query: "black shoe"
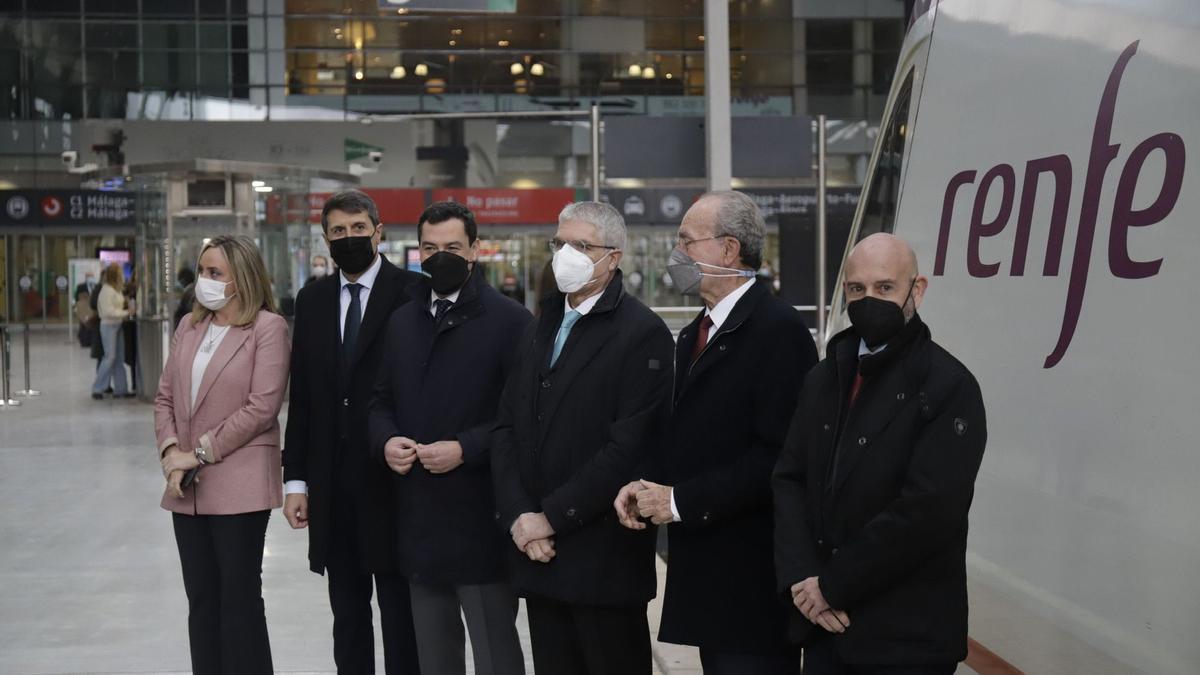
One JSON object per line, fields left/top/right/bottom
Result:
{"left": 120, "top": 393, "right": 137, "bottom": 399}
{"left": 104, "top": 387, "right": 113, "bottom": 394}
{"left": 91, "top": 393, "right": 104, "bottom": 400}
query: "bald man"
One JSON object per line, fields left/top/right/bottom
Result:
{"left": 773, "top": 233, "right": 987, "bottom": 674}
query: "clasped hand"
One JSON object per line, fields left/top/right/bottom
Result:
{"left": 510, "top": 512, "right": 556, "bottom": 563}
{"left": 613, "top": 479, "right": 673, "bottom": 529}
{"left": 160, "top": 445, "right": 200, "bottom": 499}
{"left": 384, "top": 437, "right": 463, "bottom": 475}
{"left": 791, "top": 576, "right": 851, "bottom": 634}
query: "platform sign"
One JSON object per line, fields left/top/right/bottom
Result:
{"left": 0, "top": 190, "right": 137, "bottom": 228}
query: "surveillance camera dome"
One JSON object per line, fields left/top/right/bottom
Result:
{"left": 61, "top": 150, "right": 78, "bottom": 165}
{"left": 368, "top": 150, "right": 384, "bottom": 163}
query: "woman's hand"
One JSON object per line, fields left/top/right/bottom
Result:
{"left": 166, "top": 470, "right": 185, "bottom": 498}
{"left": 161, "top": 447, "right": 200, "bottom": 477}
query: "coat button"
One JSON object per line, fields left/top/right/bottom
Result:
{"left": 343, "top": 398, "right": 350, "bottom": 407}
{"left": 541, "top": 380, "right": 551, "bottom": 389}
{"left": 718, "top": 344, "right": 727, "bottom": 351}
{"left": 823, "top": 424, "right": 830, "bottom": 431}
{"left": 702, "top": 512, "right": 711, "bottom": 522}
{"left": 817, "top": 538, "right": 824, "bottom": 547}
{"left": 537, "top": 413, "right": 544, "bottom": 421}
{"left": 494, "top": 511, "right": 501, "bottom": 520}
{"left": 858, "top": 436, "right": 867, "bottom": 446}
{"left": 897, "top": 392, "right": 906, "bottom": 400}
{"left": 566, "top": 508, "right": 577, "bottom": 518}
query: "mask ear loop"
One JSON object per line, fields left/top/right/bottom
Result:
{"left": 694, "top": 260, "right": 756, "bottom": 278}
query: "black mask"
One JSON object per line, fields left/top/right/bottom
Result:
{"left": 847, "top": 280, "right": 915, "bottom": 349}
{"left": 329, "top": 233, "right": 376, "bottom": 275}
{"left": 422, "top": 251, "right": 471, "bottom": 295}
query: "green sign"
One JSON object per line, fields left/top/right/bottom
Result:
{"left": 345, "top": 138, "right": 385, "bottom": 162}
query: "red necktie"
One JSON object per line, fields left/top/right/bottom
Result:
{"left": 691, "top": 314, "right": 714, "bottom": 364}
{"left": 848, "top": 371, "right": 866, "bottom": 408}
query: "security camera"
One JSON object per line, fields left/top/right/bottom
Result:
{"left": 61, "top": 151, "right": 78, "bottom": 167}
{"left": 368, "top": 150, "right": 384, "bottom": 164}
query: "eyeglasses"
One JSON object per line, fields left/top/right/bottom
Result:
{"left": 676, "top": 234, "right": 732, "bottom": 250}
{"left": 548, "top": 238, "right": 618, "bottom": 254}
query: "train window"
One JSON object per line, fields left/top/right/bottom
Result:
{"left": 858, "top": 69, "right": 914, "bottom": 241}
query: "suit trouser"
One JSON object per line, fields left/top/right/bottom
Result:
{"left": 699, "top": 645, "right": 802, "bottom": 675}
{"left": 525, "top": 596, "right": 651, "bottom": 675}
{"left": 325, "top": 497, "right": 420, "bottom": 675}
{"left": 172, "top": 510, "right": 273, "bottom": 675}
{"left": 408, "top": 579, "right": 525, "bottom": 675}
{"left": 802, "top": 635, "right": 956, "bottom": 675}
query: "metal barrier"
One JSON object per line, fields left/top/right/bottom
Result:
{"left": 15, "top": 323, "right": 40, "bottom": 397}
{"left": 0, "top": 325, "right": 18, "bottom": 407}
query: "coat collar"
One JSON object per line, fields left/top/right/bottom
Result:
{"left": 186, "top": 314, "right": 253, "bottom": 415}
{"left": 674, "top": 278, "right": 769, "bottom": 402}
{"left": 824, "top": 316, "right": 935, "bottom": 494}
{"left": 537, "top": 269, "right": 626, "bottom": 319}
{"left": 406, "top": 265, "right": 488, "bottom": 333}
{"left": 345, "top": 255, "right": 401, "bottom": 368}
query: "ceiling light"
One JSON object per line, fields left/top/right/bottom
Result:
{"left": 254, "top": 186, "right": 273, "bottom": 193}
{"left": 316, "top": 70, "right": 335, "bottom": 81}
{"left": 497, "top": 39, "right": 510, "bottom": 47}
{"left": 451, "top": 28, "right": 463, "bottom": 35}
{"left": 390, "top": 65, "right": 406, "bottom": 79}
{"left": 449, "top": 39, "right": 457, "bottom": 46}
{"left": 665, "top": 73, "right": 673, "bottom": 79}
{"left": 530, "top": 62, "right": 544, "bottom": 76}
{"left": 397, "top": 8, "right": 408, "bottom": 13}
{"left": 251, "top": 180, "right": 265, "bottom": 187}
{"left": 354, "top": 69, "right": 364, "bottom": 80}
{"left": 698, "top": 35, "right": 705, "bottom": 41}
{"left": 510, "top": 62, "right": 524, "bottom": 75}
{"left": 628, "top": 64, "right": 642, "bottom": 77}
{"left": 642, "top": 66, "right": 655, "bottom": 79}
{"left": 354, "top": 38, "right": 363, "bottom": 50}
{"left": 415, "top": 62, "right": 428, "bottom": 77}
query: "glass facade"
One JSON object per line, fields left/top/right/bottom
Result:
{"left": 0, "top": 0, "right": 905, "bottom": 122}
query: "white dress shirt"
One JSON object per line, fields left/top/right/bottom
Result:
{"left": 669, "top": 277, "right": 756, "bottom": 522}
{"left": 285, "top": 253, "right": 383, "bottom": 497}
{"left": 190, "top": 322, "right": 231, "bottom": 409}
{"left": 564, "top": 288, "right": 604, "bottom": 316}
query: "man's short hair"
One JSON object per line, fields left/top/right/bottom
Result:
{"left": 418, "top": 200, "right": 478, "bottom": 244}
{"left": 706, "top": 190, "right": 765, "bottom": 270}
{"left": 320, "top": 189, "right": 380, "bottom": 234}
{"left": 558, "top": 201, "right": 627, "bottom": 250}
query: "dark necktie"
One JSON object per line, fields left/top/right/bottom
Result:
{"left": 433, "top": 298, "right": 453, "bottom": 324}
{"left": 342, "top": 283, "right": 363, "bottom": 364}
{"left": 690, "top": 314, "right": 714, "bottom": 363}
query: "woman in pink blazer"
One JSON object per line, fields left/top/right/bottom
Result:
{"left": 155, "top": 234, "right": 290, "bottom": 675}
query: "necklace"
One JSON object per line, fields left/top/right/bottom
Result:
{"left": 200, "top": 323, "right": 231, "bottom": 354}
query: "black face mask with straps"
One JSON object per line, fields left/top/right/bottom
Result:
{"left": 847, "top": 279, "right": 915, "bottom": 349}
{"left": 422, "top": 251, "right": 471, "bottom": 296}
{"left": 329, "top": 232, "right": 376, "bottom": 275}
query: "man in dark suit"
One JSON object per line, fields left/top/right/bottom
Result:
{"left": 368, "top": 201, "right": 531, "bottom": 675}
{"left": 616, "top": 191, "right": 818, "bottom": 674}
{"left": 492, "top": 201, "right": 674, "bottom": 675}
{"left": 282, "top": 190, "right": 422, "bottom": 674}
{"left": 773, "top": 233, "right": 987, "bottom": 675}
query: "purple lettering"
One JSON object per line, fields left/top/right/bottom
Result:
{"left": 1011, "top": 154, "right": 1073, "bottom": 276}
{"left": 934, "top": 170, "right": 977, "bottom": 275}
{"left": 1044, "top": 40, "right": 1140, "bottom": 369}
{"left": 967, "top": 164, "right": 1016, "bottom": 278}
{"left": 1109, "top": 132, "right": 1186, "bottom": 279}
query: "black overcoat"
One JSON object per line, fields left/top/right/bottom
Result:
{"left": 657, "top": 280, "right": 818, "bottom": 652}
{"left": 773, "top": 316, "right": 987, "bottom": 665}
{"left": 367, "top": 270, "right": 532, "bottom": 585}
{"left": 282, "top": 255, "right": 423, "bottom": 574}
{"left": 491, "top": 271, "right": 674, "bottom": 607}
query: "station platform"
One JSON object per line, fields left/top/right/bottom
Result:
{"left": 0, "top": 329, "right": 996, "bottom": 674}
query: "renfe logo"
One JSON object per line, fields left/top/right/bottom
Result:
{"left": 933, "top": 41, "right": 1186, "bottom": 368}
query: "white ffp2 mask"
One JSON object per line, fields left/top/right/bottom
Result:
{"left": 195, "top": 276, "right": 235, "bottom": 311}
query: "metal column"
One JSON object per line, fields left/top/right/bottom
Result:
{"left": 589, "top": 104, "right": 601, "bottom": 202}
{"left": 704, "top": 0, "right": 732, "bottom": 191}
{"left": 815, "top": 114, "right": 828, "bottom": 355}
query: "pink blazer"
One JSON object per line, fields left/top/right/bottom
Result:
{"left": 154, "top": 311, "right": 291, "bottom": 515}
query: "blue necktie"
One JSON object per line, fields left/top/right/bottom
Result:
{"left": 433, "top": 298, "right": 453, "bottom": 324}
{"left": 550, "top": 309, "right": 582, "bottom": 367}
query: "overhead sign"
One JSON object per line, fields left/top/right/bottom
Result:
{"left": 431, "top": 188, "right": 575, "bottom": 224}
{"left": 604, "top": 116, "right": 814, "bottom": 179}
{"left": 344, "top": 138, "right": 386, "bottom": 162}
{"left": 0, "top": 190, "right": 137, "bottom": 227}
{"left": 597, "top": 186, "right": 861, "bottom": 225}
